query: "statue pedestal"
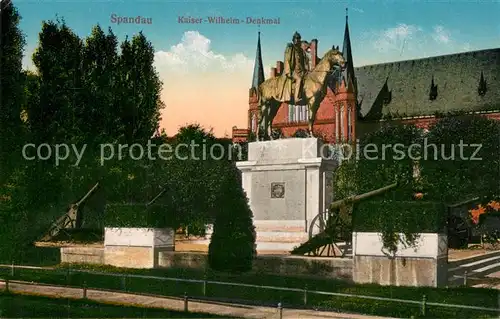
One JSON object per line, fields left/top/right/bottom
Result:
{"left": 236, "top": 138, "right": 337, "bottom": 252}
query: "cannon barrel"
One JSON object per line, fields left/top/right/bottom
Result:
{"left": 146, "top": 184, "right": 168, "bottom": 207}
{"left": 75, "top": 182, "right": 100, "bottom": 206}
{"left": 329, "top": 182, "right": 398, "bottom": 210}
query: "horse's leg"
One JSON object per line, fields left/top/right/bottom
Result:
{"left": 259, "top": 108, "right": 267, "bottom": 141}
{"left": 257, "top": 99, "right": 267, "bottom": 141}
{"left": 261, "top": 103, "right": 270, "bottom": 140}
{"left": 268, "top": 101, "right": 278, "bottom": 139}
{"left": 307, "top": 98, "right": 317, "bottom": 137}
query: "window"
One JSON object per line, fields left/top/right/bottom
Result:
{"left": 347, "top": 104, "right": 351, "bottom": 141}
{"left": 289, "top": 104, "right": 309, "bottom": 122}
{"left": 251, "top": 113, "right": 257, "bottom": 132}
{"left": 339, "top": 103, "right": 344, "bottom": 140}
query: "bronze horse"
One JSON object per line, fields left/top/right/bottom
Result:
{"left": 256, "top": 46, "right": 346, "bottom": 140}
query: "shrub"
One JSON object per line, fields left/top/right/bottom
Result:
{"left": 208, "top": 163, "right": 256, "bottom": 272}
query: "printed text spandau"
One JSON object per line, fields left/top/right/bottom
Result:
{"left": 178, "top": 16, "right": 280, "bottom": 24}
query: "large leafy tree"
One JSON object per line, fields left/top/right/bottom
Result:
{"left": 81, "top": 25, "right": 120, "bottom": 144}
{"left": 116, "top": 32, "right": 164, "bottom": 144}
{"left": 31, "top": 19, "right": 84, "bottom": 144}
{"left": 0, "top": 0, "right": 25, "bottom": 183}
{"left": 420, "top": 115, "right": 500, "bottom": 204}
{"left": 354, "top": 123, "right": 423, "bottom": 197}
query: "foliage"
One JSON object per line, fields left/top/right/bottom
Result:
{"left": 50, "top": 228, "right": 103, "bottom": 243}
{"left": 334, "top": 116, "right": 499, "bottom": 253}
{"left": 347, "top": 124, "right": 424, "bottom": 253}
{"left": 333, "top": 155, "right": 358, "bottom": 200}
{"left": 271, "top": 128, "right": 283, "bottom": 139}
{"left": 247, "top": 131, "right": 256, "bottom": 142}
{"left": 355, "top": 123, "right": 422, "bottom": 197}
{"left": 420, "top": 115, "right": 500, "bottom": 204}
{"left": 470, "top": 200, "right": 500, "bottom": 245}
{"left": 208, "top": 162, "right": 256, "bottom": 272}
{"left": 0, "top": 11, "right": 165, "bottom": 262}
{"left": 102, "top": 124, "right": 253, "bottom": 236}
{"left": 232, "top": 141, "right": 248, "bottom": 161}
{"left": 104, "top": 204, "right": 175, "bottom": 228}
{"left": 292, "top": 128, "right": 309, "bottom": 138}
{"left": 0, "top": 0, "right": 26, "bottom": 184}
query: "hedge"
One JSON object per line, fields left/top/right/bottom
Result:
{"left": 353, "top": 200, "right": 447, "bottom": 233}
{"left": 103, "top": 204, "right": 175, "bottom": 228}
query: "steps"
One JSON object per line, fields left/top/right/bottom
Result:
{"left": 448, "top": 251, "right": 500, "bottom": 285}
{"left": 188, "top": 224, "right": 311, "bottom": 252}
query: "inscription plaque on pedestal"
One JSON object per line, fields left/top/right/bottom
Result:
{"left": 271, "top": 182, "right": 285, "bottom": 198}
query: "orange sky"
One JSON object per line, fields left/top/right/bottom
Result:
{"left": 155, "top": 31, "right": 266, "bottom": 137}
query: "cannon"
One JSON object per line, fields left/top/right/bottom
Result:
{"left": 39, "top": 182, "right": 100, "bottom": 242}
{"left": 291, "top": 182, "right": 398, "bottom": 257}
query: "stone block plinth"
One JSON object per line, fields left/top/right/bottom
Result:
{"left": 352, "top": 232, "right": 448, "bottom": 287}
{"left": 104, "top": 227, "right": 174, "bottom": 268}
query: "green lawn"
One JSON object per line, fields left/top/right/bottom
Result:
{"left": 0, "top": 292, "right": 234, "bottom": 318}
{"left": 1, "top": 263, "right": 499, "bottom": 318}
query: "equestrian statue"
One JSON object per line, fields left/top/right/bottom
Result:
{"left": 256, "top": 32, "right": 346, "bottom": 140}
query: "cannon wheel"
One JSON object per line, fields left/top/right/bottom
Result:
{"left": 447, "top": 215, "right": 470, "bottom": 249}
{"left": 307, "top": 210, "right": 334, "bottom": 256}
{"left": 308, "top": 210, "right": 350, "bottom": 257}
{"left": 309, "top": 210, "right": 330, "bottom": 238}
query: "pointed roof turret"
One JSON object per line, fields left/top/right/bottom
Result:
{"left": 341, "top": 8, "right": 357, "bottom": 95}
{"left": 251, "top": 31, "right": 265, "bottom": 89}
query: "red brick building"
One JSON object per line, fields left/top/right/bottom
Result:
{"left": 232, "top": 15, "right": 500, "bottom": 143}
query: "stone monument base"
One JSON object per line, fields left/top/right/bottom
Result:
{"left": 236, "top": 138, "right": 337, "bottom": 252}
{"left": 190, "top": 221, "right": 308, "bottom": 252}
{"left": 103, "top": 227, "right": 175, "bottom": 268}
{"left": 352, "top": 232, "right": 448, "bottom": 287}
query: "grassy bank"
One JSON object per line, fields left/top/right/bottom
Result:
{"left": 0, "top": 291, "right": 234, "bottom": 318}
{"left": 0, "top": 263, "right": 498, "bottom": 318}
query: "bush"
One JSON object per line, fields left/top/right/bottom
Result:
{"left": 208, "top": 163, "right": 256, "bottom": 272}
{"left": 292, "top": 128, "right": 309, "bottom": 138}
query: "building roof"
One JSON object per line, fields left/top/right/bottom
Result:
{"left": 355, "top": 48, "right": 500, "bottom": 120}
{"left": 251, "top": 31, "right": 265, "bottom": 89}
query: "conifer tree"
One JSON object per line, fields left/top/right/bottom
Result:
{"left": 208, "top": 162, "right": 256, "bottom": 272}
